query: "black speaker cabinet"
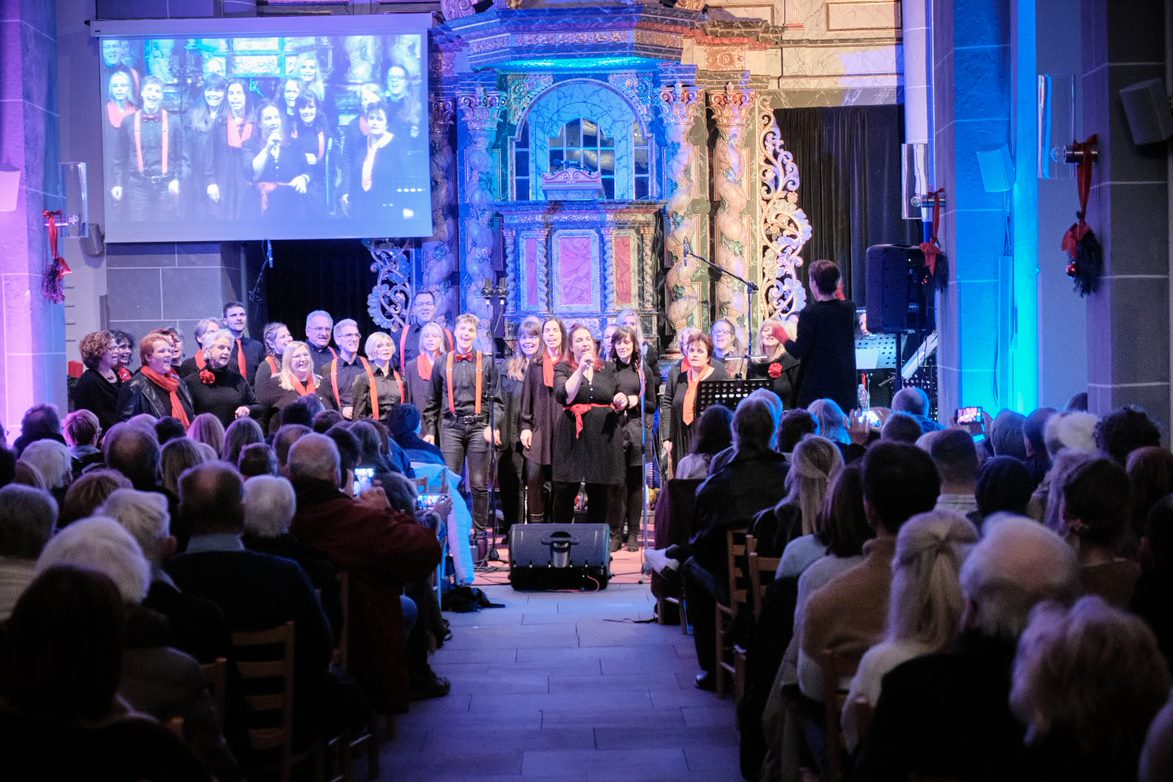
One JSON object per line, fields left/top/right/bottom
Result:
{"left": 866, "top": 244, "right": 935, "bottom": 334}
{"left": 509, "top": 523, "right": 611, "bottom": 591}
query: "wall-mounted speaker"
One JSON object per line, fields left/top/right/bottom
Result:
{"left": 1119, "top": 78, "right": 1173, "bottom": 146}
{"left": 865, "top": 244, "right": 935, "bottom": 334}
{"left": 975, "top": 144, "right": 1014, "bottom": 193}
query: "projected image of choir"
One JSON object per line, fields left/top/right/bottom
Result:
{"left": 99, "top": 33, "right": 430, "bottom": 240}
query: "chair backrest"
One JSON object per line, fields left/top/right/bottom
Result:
{"left": 655, "top": 478, "right": 703, "bottom": 549}
{"left": 231, "top": 621, "right": 296, "bottom": 779}
{"left": 745, "top": 536, "right": 781, "bottom": 619}
{"left": 723, "top": 528, "right": 751, "bottom": 612}
{"left": 331, "top": 571, "right": 350, "bottom": 668}
{"left": 199, "top": 656, "right": 228, "bottom": 724}
{"left": 821, "top": 646, "right": 864, "bottom": 782}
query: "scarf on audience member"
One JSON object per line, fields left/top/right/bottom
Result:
{"left": 682, "top": 365, "right": 714, "bottom": 426}
{"left": 141, "top": 365, "right": 190, "bottom": 427}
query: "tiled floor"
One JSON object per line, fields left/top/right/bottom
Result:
{"left": 376, "top": 580, "right": 742, "bottom": 781}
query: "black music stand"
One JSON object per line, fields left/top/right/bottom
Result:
{"left": 697, "top": 378, "right": 771, "bottom": 415}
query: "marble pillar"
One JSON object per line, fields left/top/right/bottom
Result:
{"left": 658, "top": 83, "right": 705, "bottom": 353}
{"left": 1081, "top": 0, "right": 1170, "bottom": 421}
{"left": 457, "top": 87, "right": 503, "bottom": 347}
{"left": 708, "top": 85, "right": 756, "bottom": 351}
{"left": 0, "top": 0, "right": 66, "bottom": 430}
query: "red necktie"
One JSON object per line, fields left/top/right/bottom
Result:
{"left": 236, "top": 339, "right": 247, "bottom": 376}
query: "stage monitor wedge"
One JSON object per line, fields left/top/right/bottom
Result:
{"left": 93, "top": 15, "right": 433, "bottom": 243}
{"left": 509, "top": 524, "right": 611, "bottom": 591}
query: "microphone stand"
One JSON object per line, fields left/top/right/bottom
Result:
{"left": 683, "top": 240, "right": 757, "bottom": 373}
{"left": 479, "top": 280, "right": 508, "bottom": 566}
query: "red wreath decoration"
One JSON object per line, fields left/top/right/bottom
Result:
{"left": 1060, "top": 135, "right": 1102, "bottom": 297}
{"left": 198, "top": 369, "right": 216, "bottom": 385}
{"left": 42, "top": 210, "right": 73, "bottom": 304}
{"left": 767, "top": 362, "right": 783, "bottom": 379}
{"left": 918, "top": 189, "right": 948, "bottom": 290}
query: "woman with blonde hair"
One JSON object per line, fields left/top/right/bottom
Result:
{"left": 405, "top": 321, "right": 448, "bottom": 442}
{"left": 351, "top": 331, "right": 406, "bottom": 423}
{"left": 808, "top": 397, "right": 850, "bottom": 446}
{"left": 752, "top": 435, "right": 843, "bottom": 558}
{"left": 255, "top": 340, "right": 329, "bottom": 434}
{"left": 499, "top": 317, "right": 543, "bottom": 533}
{"left": 842, "top": 509, "right": 978, "bottom": 750}
{"left": 748, "top": 317, "right": 799, "bottom": 406}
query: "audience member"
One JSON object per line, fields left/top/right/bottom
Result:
{"left": 843, "top": 509, "right": 977, "bottom": 750}
{"left": 808, "top": 398, "right": 849, "bottom": 445}
{"left": 0, "top": 484, "right": 57, "bottom": 620}
{"left": 854, "top": 516, "right": 1081, "bottom": 780}
{"left": 1044, "top": 410, "right": 1099, "bottom": 458}
{"left": 19, "top": 438, "right": 73, "bottom": 505}
{"left": 220, "top": 416, "right": 264, "bottom": 465}
{"left": 1141, "top": 691, "right": 1173, "bottom": 782}
{"left": 0, "top": 566, "right": 211, "bottom": 781}
{"left": 798, "top": 442, "right": 939, "bottom": 701}
{"left": 313, "top": 409, "right": 345, "bottom": 433}
{"left": 59, "top": 468, "right": 131, "bottom": 527}
{"left": 879, "top": 412, "right": 922, "bottom": 444}
{"left": 187, "top": 413, "right": 226, "bottom": 456}
{"left": 11, "top": 403, "right": 65, "bottom": 457}
{"left": 154, "top": 416, "right": 186, "bottom": 445}
{"left": 889, "top": 386, "right": 942, "bottom": 435}
{"left": 1011, "top": 596, "right": 1171, "bottom": 780}
{"left": 1061, "top": 457, "right": 1139, "bottom": 606}
{"left": 988, "top": 409, "right": 1028, "bottom": 460}
{"left": 1022, "top": 406, "right": 1056, "bottom": 487}
{"left": 778, "top": 408, "right": 817, "bottom": 454}
{"left": 1066, "top": 391, "right": 1088, "bottom": 411}
{"left": 674, "top": 404, "right": 734, "bottom": 479}
{"left": 12, "top": 461, "right": 46, "bottom": 490}
{"left": 0, "top": 446, "right": 14, "bottom": 488}
{"left": 386, "top": 402, "right": 444, "bottom": 465}
{"left": 1035, "top": 448, "right": 1096, "bottom": 531}
{"left": 1096, "top": 404, "right": 1161, "bottom": 466}
{"left": 1126, "top": 445, "right": 1173, "bottom": 543}
{"left": 929, "top": 428, "right": 979, "bottom": 516}
{"left": 63, "top": 408, "right": 104, "bottom": 475}
{"left": 104, "top": 423, "right": 162, "bottom": 491}
{"left": 288, "top": 434, "right": 442, "bottom": 712}
{"left": 273, "top": 422, "right": 312, "bottom": 472}
{"left": 685, "top": 397, "right": 790, "bottom": 691}
{"left": 35, "top": 518, "right": 237, "bottom": 780}
{"left": 753, "top": 435, "right": 842, "bottom": 558}
{"left": 972, "top": 455, "right": 1034, "bottom": 530}
{"left": 1133, "top": 495, "right": 1173, "bottom": 666}
{"left": 238, "top": 442, "right": 278, "bottom": 477}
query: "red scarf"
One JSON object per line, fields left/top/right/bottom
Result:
{"left": 140, "top": 365, "right": 190, "bottom": 427}
{"left": 194, "top": 349, "right": 206, "bottom": 370}
{"left": 415, "top": 351, "right": 435, "bottom": 381}
{"left": 542, "top": 352, "right": 558, "bottom": 388}
{"left": 106, "top": 101, "right": 135, "bottom": 129}
{"left": 290, "top": 371, "right": 317, "bottom": 396}
{"left": 227, "top": 116, "right": 253, "bottom": 148}
{"left": 565, "top": 403, "right": 611, "bottom": 438}
{"left": 682, "top": 365, "right": 714, "bottom": 426}
{"left": 266, "top": 356, "right": 278, "bottom": 374}
{"left": 116, "top": 366, "right": 133, "bottom": 383}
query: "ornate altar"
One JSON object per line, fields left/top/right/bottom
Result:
{"left": 498, "top": 201, "right": 660, "bottom": 335}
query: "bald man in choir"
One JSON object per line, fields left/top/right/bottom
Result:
{"left": 109, "top": 75, "right": 186, "bottom": 222}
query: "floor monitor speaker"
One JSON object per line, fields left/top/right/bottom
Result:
{"left": 509, "top": 523, "right": 611, "bottom": 591}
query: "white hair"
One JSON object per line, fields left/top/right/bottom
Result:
{"left": 97, "top": 489, "right": 170, "bottom": 565}
{"left": 960, "top": 514, "right": 1081, "bottom": 640}
{"left": 203, "top": 329, "right": 234, "bottom": 348}
{"left": 1044, "top": 411, "right": 1099, "bottom": 458}
{"left": 19, "top": 440, "right": 73, "bottom": 490}
{"left": 243, "top": 476, "right": 297, "bottom": 538}
{"left": 35, "top": 516, "right": 151, "bottom": 604}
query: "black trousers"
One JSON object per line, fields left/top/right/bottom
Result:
{"left": 440, "top": 417, "right": 491, "bottom": 530}
{"left": 497, "top": 443, "right": 525, "bottom": 531}
{"left": 524, "top": 460, "right": 552, "bottom": 522}
{"left": 613, "top": 463, "right": 645, "bottom": 541}
{"left": 125, "top": 176, "right": 179, "bottom": 221}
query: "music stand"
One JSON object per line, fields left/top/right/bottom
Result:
{"left": 697, "top": 378, "right": 771, "bottom": 415}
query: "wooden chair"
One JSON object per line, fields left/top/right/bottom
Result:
{"left": 652, "top": 478, "right": 702, "bottom": 633}
{"left": 715, "top": 528, "right": 751, "bottom": 699}
{"left": 328, "top": 571, "right": 380, "bottom": 782}
{"left": 820, "top": 647, "right": 864, "bottom": 782}
{"left": 199, "top": 657, "right": 228, "bottom": 725}
{"left": 231, "top": 621, "right": 320, "bottom": 782}
{"left": 745, "top": 536, "right": 782, "bottom": 620}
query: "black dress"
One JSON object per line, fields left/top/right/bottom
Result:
{"left": 746, "top": 353, "right": 801, "bottom": 408}
{"left": 612, "top": 357, "right": 657, "bottom": 468}
{"left": 73, "top": 368, "right": 123, "bottom": 432}
{"left": 552, "top": 361, "right": 624, "bottom": 485}
{"left": 784, "top": 298, "right": 858, "bottom": 412}
{"left": 183, "top": 365, "right": 261, "bottom": 428}
{"left": 519, "top": 358, "right": 560, "bottom": 468}
{"left": 662, "top": 363, "right": 724, "bottom": 473}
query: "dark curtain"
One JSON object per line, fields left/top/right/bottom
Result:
{"left": 243, "top": 239, "right": 383, "bottom": 339}
{"left": 774, "top": 104, "right": 917, "bottom": 304}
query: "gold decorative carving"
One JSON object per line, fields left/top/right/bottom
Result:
{"left": 756, "top": 94, "right": 811, "bottom": 322}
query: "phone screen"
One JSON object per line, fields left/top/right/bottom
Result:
{"left": 416, "top": 493, "right": 443, "bottom": 511}
{"left": 353, "top": 467, "right": 375, "bottom": 496}
{"left": 956, "top": 406, "right": 982, "bottom": 425}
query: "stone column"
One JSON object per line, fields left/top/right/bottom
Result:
{"left": 1081, "top": 0, "right": 1170, "bottom": 420}
{"left": 708, "top": 85, "right": 755, "bottom": 350}
{"left": 420, "top": 95, "right": 459, "bottom": 327}
{"left": 457, "top": 87, "right": 503, "bottom": 346}
{"left": 0, "top": 0, "right": 66, "bottom": 428}
{"left": 658, "top": 83, "right": 704, "bottom": 353}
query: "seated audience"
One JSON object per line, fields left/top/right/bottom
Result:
{"left": 1011, "top": 596, "right": 1171, "bottom": 781}
{"left": 63, "top": 408, "right": 105, "bottom": 476}
{"left": 988, "top": 409, "right": 1028, "bottom": 460}
{"left": 674, "top": 404, "right": 734, "bottom": 479}
{"left": 1096, "top": 404, "right": 1161, "bottom": 466}
{"left": 1044, "top": 410, "right": 1099, "bottom": 457}
{"left": 1061, "top": 457, "right": 1140, "bottom": 606}
{"left": 19, "top": 438, "right": 73, "bottom": 506}
{"left": 1022, "top": 406, "right": 1056, "bottom": 487}
{"left": 843, "top": 509, "right": 978, "bottom": 750}
{"left": 1036, "top": 448, "right": 1096, "bottom": 531}
{"left": 778, "top": 408, "right": 817, "bottom": 454}
{"left": 36, "top": 518, "right": 237, "bottom": 780}
{"left": 753, "top": 435, "right": 842, "bottom": 559}
{"left": 187, "top": 413, "right": 226, "bottom": 457}
{"left": 879, "top": 411, "right": 922, "bottom": 444}
{"left": 154, "top": 416, "right": 186, "bottom": 445}
{"left": 808, "top": 398, "right": 850, "bottom": 446}
{"left": 387, "top": 403, "right": 443, "bottom": 465}
{"left": 929, "top": 428, "right": 979, "bottom": 516}
{"left": 1126, "top": 446, "right": 1173, "bottom": 546}
{"left": 798, "top": 442, "right": 940, "bottom": 702}
{"left": 221, "top": 416, "right": 265, "bottom": 465}
{"left": 854, "top": 515, "right": 1081, "bottom": 780}
{"left": 288, "top": 433, "right": 442, "bottom": 713}
{"left": 104, "top": 423, "right": 162, "bottom": 491}
{"left": 11, "top": 403, "right": 66, "bottom": 457}
{"left": 0, "top": 565, "right": 211, "bottom": 781}
{"left": 273, "top": 423, "right": 312, "bottom": 474}
{"left": 889, "top": 386, "right": 941, "bottom": 435}
{"left": 1141, "top": 691, "right": 1173, "bottom": 782}
{"left": 313, "top": 409, "right": 345, "bottom": 434}
{"left": 0, "top": 484, "right": 57, "bottom": 620}
{"left": 238, "top": 442, "right": 278, "bottom": 477}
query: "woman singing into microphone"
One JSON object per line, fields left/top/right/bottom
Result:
{"left": 247, "top": 102, "right": 311, "bottom": 224}
{"left": 553, "top": 324, "right": 625, "bottom": 547}
{"left": 609, "top": 326, "right": 657, "bottom": 551}
{"left": 519, "top": 316, "right": 567, "bottom": 524}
